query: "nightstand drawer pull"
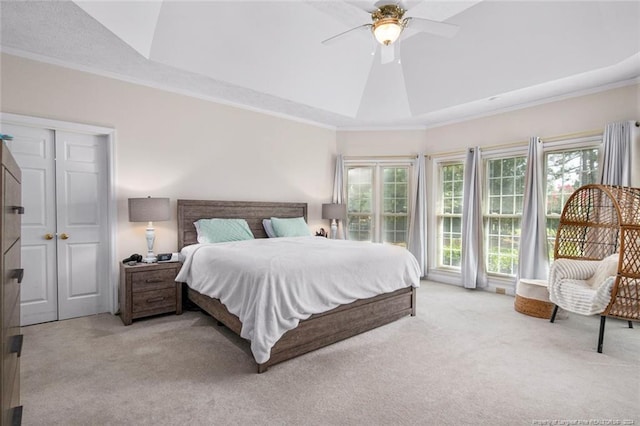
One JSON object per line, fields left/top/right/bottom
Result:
{"left": 10, "top": 334, "right": 23, "bottom": 357}
{"left": 11, "top": 406, "right": 23, "bottom": 426}
{"left": 146, "top": 296, "right": 166, "bottom": 303}
{"left": 11, "top": 268, "right": 24, "bottom": 284}
{"left": 145, "top": 278, "right": 164, "bottom": 283}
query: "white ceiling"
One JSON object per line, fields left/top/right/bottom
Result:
{"left": 1, "top": 1, "right": 639, "bottom": 129}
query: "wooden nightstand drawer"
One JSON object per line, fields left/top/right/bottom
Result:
{"left": 132, "top": 288, "right": 176, "bottom": 314}
{"left": 119, "top": 262, "right": 182, "bottom": 325}
{"left": 130, "top": 269, "right": 176, "bottom": 293}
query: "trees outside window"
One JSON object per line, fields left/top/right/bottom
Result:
{"left": 354, "top": 140, "right": 600, "bottom": 278}
{"left": 437, "top": 162, "right": 464, "bottom": 268}
{"left": 485, "top": 156, "right": 527, "bottom": 276}
{"left": 345, "top": 163, "right": 411, "bottom": 246}
{"left": 545, "top": 147, "right": 599, "bottom": 258}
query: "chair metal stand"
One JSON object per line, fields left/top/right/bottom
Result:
{"left": 597, "top": 316, "right": 606, "bottom": 353}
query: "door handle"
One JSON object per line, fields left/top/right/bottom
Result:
{"left": 45, "top": 233, "right": 54, "bottom": 240}
{"left": 12, "top": 206, "right": 25, "bottom": 214}
{"left": 11, "top": 269, "right": 24, "bottom": 284}
{"left": 60, "top": 233, "right": 69, "bottom": 240}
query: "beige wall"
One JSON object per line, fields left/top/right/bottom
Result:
{"left": 338, "top": 84, "right": 639, "bottom": 158}
{"left": 0, "top": 54, "right": 337, "bottom": 258}
{"left": 336, "top": 129, "right": 425, "bottom": 157}
{"left": 1, "top": 51, "right": 637, "bottom": 264}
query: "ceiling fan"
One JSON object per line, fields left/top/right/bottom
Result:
{"left": 321, "top": 3, "right": 460, "bottom": 63}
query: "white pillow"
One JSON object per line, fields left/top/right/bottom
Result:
{"left": 586, "top": 253, "right": 619, "bottom": 288}
{"left": 262, "top": 219, "right": 277, "bottom": 238}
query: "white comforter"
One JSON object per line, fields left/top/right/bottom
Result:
{"left": 176, "top": 237, "right": 420, "bottom": 364}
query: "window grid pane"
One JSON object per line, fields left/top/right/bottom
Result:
{"left": 545, "top": 148, "right": 599, "bottom": 259}
{"left": 382, "top": 167, "right": 409, "bottom": 247}
{"left": 486, "top": 217, "right": 521, "bottom": 275}
{"left": 346, "top": 167, "right": 374, "bottom": 241}
{"left": 485, "top": 156, "right": 526, "bottom": 276}
{"left": 438, "top": 163, "right": 464, "bottom": 268}
{"left": 347, "top": 214, "right": 372, "bottom": 241}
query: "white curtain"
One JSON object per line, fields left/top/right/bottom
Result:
{"left": 517, "top": 137, "right": 549, "bottom": 281}
{"left": 599, "top": 121, "right": 631, "bottom": 186}
{"left": 332, "top": 154, "right": 347, "bottom": 239}
{"left": 461, "top": 147, "right": 487, "bottom": 289}
{"left": 408, "top": 154, "right": 426, "bottom": 276}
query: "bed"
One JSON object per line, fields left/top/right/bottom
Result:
{"left": 176, "top": 199, "right": 419, "bottom": 373}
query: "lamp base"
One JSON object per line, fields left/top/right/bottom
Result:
{"left": 330, "top": 219, "right": 338, "bottom": 239}
{"left": 144, "top": 224, "right": 157, "bottom": 263}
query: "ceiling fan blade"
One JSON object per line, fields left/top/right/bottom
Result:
{"left": 404, "top": 16, "right": 460, "bottom": 38}
{"left": 321, "top": 24, "right": 372, "bottom": 45}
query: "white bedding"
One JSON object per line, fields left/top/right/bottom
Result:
{"left": 176, "top": 236, "right": 420, "bottom": 364}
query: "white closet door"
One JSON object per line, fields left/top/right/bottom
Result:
{"left": 55, "top": 131, "right": 109, "bottom": 320}
{"left": 2, "top": 124, "right": 58, "bottom": 325}
{"left": 2, "top": 123, "right": 110, "bottom": 325}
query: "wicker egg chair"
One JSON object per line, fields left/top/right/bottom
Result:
{"left": 549, "top": 184, "right": 640, "bottom": 353}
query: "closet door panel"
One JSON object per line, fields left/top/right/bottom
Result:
{"left": 55, "top": 131, "right": 108, "bottom": 320}
{"left": 2, "top": 124, "right": 58, "bottom": 326}
{"left": 64, "top": 243, "right": 99, "bottom": 297}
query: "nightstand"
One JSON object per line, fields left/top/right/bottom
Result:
{"left": 119, "top": 262, "right": 183, "bottom": 325}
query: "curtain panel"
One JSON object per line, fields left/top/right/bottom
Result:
{"left": 461, "top": 147, "right": 487, "bottom": 289}
{"left": 599, "top": 121, "right": 632, "bottom": 186}
{"left": 408, "top": 154, "right": 426, "bottom": 276}
{"left": 517, "top": 137, "right": 549, "bottom": 281}
{"left": 332, "top": 154, "right": 347, "bottom": 239}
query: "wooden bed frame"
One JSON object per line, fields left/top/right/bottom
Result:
{"left": 177, "top": 199, "right": 416, "bottom": 373}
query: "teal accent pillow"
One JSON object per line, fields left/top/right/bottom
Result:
{"left": 194, "top": 218, "right": 255, "bottom": 243}
{"left": 270, "top": 217, "right": 311, "bottom": 237}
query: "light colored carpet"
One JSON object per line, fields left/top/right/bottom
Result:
{"left": 20, "top": 281, "right": 639, "bottom": 425}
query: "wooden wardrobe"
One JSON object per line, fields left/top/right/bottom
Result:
{"left": 1, "top": 141, "right": 23, "bottom": 425}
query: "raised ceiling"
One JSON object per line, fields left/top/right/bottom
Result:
{"left": 1, "top": 1, "right": 639, "bottom": 129}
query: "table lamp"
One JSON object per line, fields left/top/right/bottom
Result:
{"left": 128, "top": 197, "right": 170, "bottom": 263}
{"left": 322, "top": 203, "right": 346, "bottom": 239}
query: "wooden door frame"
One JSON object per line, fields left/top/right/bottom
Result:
{"left": 0, "top": 112, "right": 118, "bottom": 314}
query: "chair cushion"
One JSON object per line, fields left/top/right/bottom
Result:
{"left": 549, "top": 277, "right": 616, "bottom": 315}
{"left": 586, "top": 254, "right": 619, "bottom": 289}
{"left": 548, "top": 254, "right": 620, "bottom": 316}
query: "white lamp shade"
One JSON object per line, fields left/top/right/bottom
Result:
{"left": 322, "top": 203, "right": 346, "bottom": 220}
{"left": 373, "top": 21, "right": 402, "bottom": 45}
{"left": 128, "top": 197, "right": 170, "bottom": 222}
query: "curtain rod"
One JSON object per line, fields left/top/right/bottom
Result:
{"left": 428, "top": 139, "right": 526, "bottom": 159}
{"left": 428, "top": 127, "right": 605, "bottom": 159}
{"left": 343, "top": 155, "right": 418, "bottom": 161}
{"left": 540, "top": 128, "right": 602, "bottom": 143}
{"left": 347, "top": 123, "right": 635, "bottom": 160}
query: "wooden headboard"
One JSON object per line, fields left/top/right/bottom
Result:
{"left": 177, "top": 199, "right": 308, "bottom": 248}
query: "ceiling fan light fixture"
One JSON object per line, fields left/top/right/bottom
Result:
{"left": 373, "top": 19, "right": 403, "bottom": 45}
{"left": 371, "top": 4, "right": 406, "bottom": 46}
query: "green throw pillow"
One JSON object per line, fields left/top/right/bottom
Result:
{"left": 195, "top": 218, "right": 255, "bottom": 243}
{"left": 270, "top": 217, "right": 311, "bottom": 237}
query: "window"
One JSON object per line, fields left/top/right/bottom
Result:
{"left": 437, "top": 162, "right": 464, "bottom": 268}
{"left": 484, "top": 155, "right": 527, "bottom": 276}
{"left": 382, "top": 167, "right": 409, "bottom": 245}
{"left": 346, "top": 166, "right": 373, "bottom": 241}
{"left": 545, "top": 146, "right": 599, "bottom": 259}
{"left": 345, "top": 162, "right": 411, "bottom": 246}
